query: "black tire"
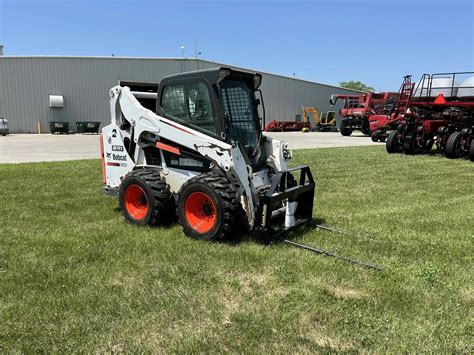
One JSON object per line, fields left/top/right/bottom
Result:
{"left": 424, "top": 140, "right": 434, "bottom": 153}
{"left": 119, "top": 168, "right": 174, "bottom": 226}
{"left": 340, "top": 121, "right": 353, "bottom": 136}
{"left": 386, "top": 130, "right": 402, "bottom": 153}
{"left": 445, "top": 132, "right": 464, "bottom": 159}
{"left": 403, "top": 131, "right": 422, "bottom": 155}
{"left": 361, "top": 120, "right": 371, "bottom": 136}
{"left": 340, "top": 128, "right": 353, "bottom": 136}
{"left": 402, "top": 141, "right": 412, "bottom": 155}
{"left": 177, "top": 171, "right": 243, "bottom": 241}
{"left": 371, "top": 134, "right": 379, "bottom": 142}
{"left": 468, "top": 139, "right": 474, "bottom": 162}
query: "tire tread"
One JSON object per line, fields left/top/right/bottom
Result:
{"left": 120, "top": 168, "right": 174, "bottom": 225}
{"left": 445, "top": 131, "right": 463, "bottom": 159}
{"left": 177, "top": 170, "right": 243, "bottom": 241}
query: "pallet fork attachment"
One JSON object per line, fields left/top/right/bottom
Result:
{"left": 270, "top": 221, "right": 383, "bottom": 271}
{"left": 283, "top": 239, "right": 383, "bottom": 271}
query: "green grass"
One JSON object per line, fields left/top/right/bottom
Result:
{"left": 0, "top": 146, "right": 473, "bottom": 352}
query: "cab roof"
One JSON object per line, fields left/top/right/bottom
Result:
{"left": 160, "top": 67, "right": 262, "bottom": 90}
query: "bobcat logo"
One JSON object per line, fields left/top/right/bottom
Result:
{"left": 106, "top": 152, "right": 111, "bottom": 159}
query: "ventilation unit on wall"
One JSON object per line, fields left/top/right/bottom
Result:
{"left": 49, "top": 95, "right": 64, "bottom": 108}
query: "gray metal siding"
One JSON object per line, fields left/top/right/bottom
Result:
{"left": 258, "top": 74, "right": 354, "bottom": 125}
{"left": 0, "top": 57, "right": 358, "bottom": 133}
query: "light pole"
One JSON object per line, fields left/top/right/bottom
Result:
{"left": 181, "top": 45, "right": 202, "bottom": 59}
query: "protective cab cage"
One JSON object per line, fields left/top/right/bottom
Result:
{"left": 156, "top": 67, "right": 265, "bottom": 133}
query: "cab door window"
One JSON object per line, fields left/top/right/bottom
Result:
{"left": 219, "top": 80, "right": 259, "bottom": 154}
{"left": 160, "top": 81, "right": 217, "bottom": 135}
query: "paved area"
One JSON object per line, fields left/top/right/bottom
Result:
{"left": 0, "top": 134, "right": 101, "bottom": 163}
{"left": 264, "top": 131, "right": 377, "bottom": 149}
{"left": 0, "top": 132, "right": 378, "bottom": 163}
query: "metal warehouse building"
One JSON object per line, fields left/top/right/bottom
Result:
{"left": 0, "top": 55, "right": 359, "bottom": 133}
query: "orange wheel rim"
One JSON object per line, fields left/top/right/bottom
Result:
{"left": 124, "top": 184, "right": 149, "bottom": 220}
{"left": 184, "top": 192, "right": 217, "bottom": 234}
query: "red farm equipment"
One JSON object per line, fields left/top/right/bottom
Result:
{"left": 330, "top": 91, "right": 399, "bottom": 137}
{"left": 369, "top": 75, "right": 414, "bottom": 142}
{"left": 264, "top": 120, "right": 305, "bottom": 132}
{"left": 384, "top": 72, "right": 474, "bottom": 161}
{"left": 264, "top": 108, "right": 337, "bottom": 133}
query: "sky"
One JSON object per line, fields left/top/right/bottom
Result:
{"left": 0, "top": 0, "right": 473, "bottom": 91}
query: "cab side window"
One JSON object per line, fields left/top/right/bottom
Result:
{"left": 160, "top": 82, "right": 217, "bottom": 135}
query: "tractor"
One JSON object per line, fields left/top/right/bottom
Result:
{"left": 100, "top": 67, "right": 315, "bottom": 241}
{"left": 330, "top": 92, "right": 398, "bottom": 137}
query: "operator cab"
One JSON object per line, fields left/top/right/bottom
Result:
{"left": 156, "top": 67, "right": 265, "bottom": 166}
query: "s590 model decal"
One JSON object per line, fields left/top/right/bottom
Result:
{"left": 112, "top": 145, "right": 124, "bottom": 151}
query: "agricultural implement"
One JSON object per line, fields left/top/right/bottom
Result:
{"left": 384, "top": 72, "right": 474, "bottom": 160}
{"left": 369, "top": 75, "right": 414, "bottom": 142}
{"left": 264, "top": 120, "right": 304, "bottom": 132}
{"left": 100, "top": 67, "right": 381, "bottom": 268}
{"left": 330, "top": 91, "right": 398, "bottom": 137}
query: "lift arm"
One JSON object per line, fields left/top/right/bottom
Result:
{"left": 301, "top": 107, "right": 321, "bottom": 127}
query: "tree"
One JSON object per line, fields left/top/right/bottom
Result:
{"left": 339, "top": 81, "right": 375, "bottom": 93}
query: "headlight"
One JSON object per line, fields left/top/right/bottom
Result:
{"left": 282, "top": 143, "right": 292, "bottom": 160}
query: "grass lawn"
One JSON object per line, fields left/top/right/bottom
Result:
{"left": 0, "top": 146, "right": 473, "bottom": 352}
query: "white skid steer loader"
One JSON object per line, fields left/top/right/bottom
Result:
{"left": 100, "top": 67, "right": 315, "bottom": 240}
